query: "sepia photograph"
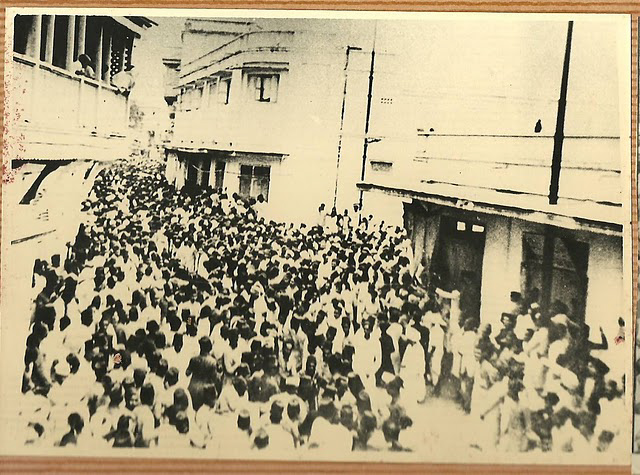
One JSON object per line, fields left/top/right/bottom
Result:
{"left": 0, "top": 8, "right": 633, "bottom": 466}
{"left": 634, "top": 16, "right": 640, "bottom": 473}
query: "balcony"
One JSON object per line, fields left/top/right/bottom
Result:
{"left": 9, "top": 53, "right": 129, "bottom": 161}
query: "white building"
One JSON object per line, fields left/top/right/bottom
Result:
{"left": 359, "top": 18, "right": 628, "bottom": 377}
{"left": 164, "top": 18, "right": 628, "bottom": 379}
{"left": 164, "top": 18, "right": 388, "bottom": 223}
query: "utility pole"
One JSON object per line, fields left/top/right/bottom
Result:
{"left": 333, "top": 46, "right": 362, "bottom": 209}
{"left": 548, "top": 21, "right": 574, "bottom": 205}
{"left": 358, "top": 21, "right": 377, "bottom": 219}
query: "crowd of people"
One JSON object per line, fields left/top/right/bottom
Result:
{"left": 18, "top": 157, "right": 625, "bottom": 455}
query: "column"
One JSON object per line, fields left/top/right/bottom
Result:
{"left": 27, "top": 15, "right": 42, "bottom": 58}
{"left": 65, "top": 15, "right": 76, "bottom": 69}
{"left": 230, "top": 68, "right": 243, "bottom": 102}
{"left": 77, "top": 16, "right": 86, "bottom": 56}
{"left": 94, "top": 25, "right": 103, "bottom": 134}
{"left": 28, "top": 15, "right": 43, "bottom": 123}
{"left": 44, "top": 15, "right": 55, "bottom": 63}
{"left": 229, "top": 68, "right": 243, "bottom": 144}
{"left": 104, "top": 30, "right": 112, "bottom": 82}
{"left": 96, "top": 26, "right": 103, "bottom": 80}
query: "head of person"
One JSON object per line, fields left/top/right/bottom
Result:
{"left": 165, "top": 367, "right": 179, "bottom": 387}
{"left": 170, "top": 333, "right": 183, "bottom": 353}
{"left": 341, "top": 317, "right": 351, "bottom": 335}
{"left": 286, "top": 400, "right": 301, "bottom": 421}
{"left": 124, "top": 387, "right": 140, "bottom": 410}
{"left": 233, "top": 377, "right": 248, "bottom": 397}
{"left": 109, "top": 383, "right": 124, "bottom": 406}
{"left": 253, "top": 429, "right": 269, "bottom": 449}
{"left": 198, "top": 336, "right": 212, "bottom": 355}
{"left": 175, "top": 411, "right": 189, "bottom": 434}
{"left": 68, "top": 412, "right": 84, "bottom": 434}
{"left": 305, "top": 355, "right": 317, "bottom": 377}
{"left": 269, "top": 401, "right": 284, "bottom": 425}
{"left": 362, "top": 317, "right": 374, "bottom": 338}
{"left": 237, "top": 410, "right": 251, "bottom": 433}
{"left": 78, "top": 54, "right": 92, "bottom": 68}
{"left": 597, "top": 430, "right": 615, "bottom": 452}
{"left": 133, "top": 368, "right": 146, "bottom": 388}
{"left": 382, "top": 419, "right": 400, "bottom": 444}
{"left": 140, "top": 383, "right": 155, "bottom": 407}
{"left": 173, "top": 388, "right": 189, "bottom": 412}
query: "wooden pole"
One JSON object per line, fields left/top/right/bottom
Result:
{"left": 548, "top": 21, "right": 574, "bottom": 205}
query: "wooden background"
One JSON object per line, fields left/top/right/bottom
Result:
{"left": 0, "top": 0, "right": 637, "bottom": 473}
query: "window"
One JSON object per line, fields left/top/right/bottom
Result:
{"left": 239, "top": 165, "right": 270, "bottom": 201}
{"left": 249, "top": 74, "right": 279, "bottom": 103}
{"left": 180, "top": 86, "right": 203, "bottom": 111}
{"left": 13, "top": 15, "right": 34, "bottom": 55}
{"left": 214, "top": 161, "right": 225, "bottom": 190}
{"left": 521, "top": 232, "right": 589, "bottom": 320}
{"left": 218, "top": 77, "right": 231, "bottom": 105}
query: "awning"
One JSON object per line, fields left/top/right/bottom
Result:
{"left": 358, "top": 181, "right": 623, "bottom": 237}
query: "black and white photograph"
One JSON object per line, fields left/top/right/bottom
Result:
{"left": 0, "top": 9, "right": 632, "bottom": 465}
{"left": 633, "top": 17, "right": 640, "bottom": 473}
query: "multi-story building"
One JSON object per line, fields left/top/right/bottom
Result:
{"left": 5, "top": 12, "right": 155, "bottom": 277}
{"left": 359, "top": 20, "right": 628, "bottom": 377}
{"left": 164, "top": 18, "right": 391, "bottom": 223}
{"left": 7, "top": 13, "right": 155, "bottom": 161}
{"left": 165, "top": 19, "right": 628, "bottom": 379}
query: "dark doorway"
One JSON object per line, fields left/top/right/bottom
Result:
{"left": 185, "top": 155, "right": 198, "bottom": 187}
{"left": 185, "top": 153, "right": 211, "bottom": 189}
{"left": 521, "top": 231, "right": 589, "bottom": 321}
{"left": 431, "top": 215, "right": 486, "bottom": 320}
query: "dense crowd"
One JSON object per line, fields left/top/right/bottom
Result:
{"left": 19, "top": 158, "right": 625, "bottom": 454}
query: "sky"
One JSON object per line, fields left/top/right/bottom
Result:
{"left": 128, "top": 15, "right": 626, "bottom": 139}
{"left": 129, "top": 16, "right": 184, "bottom": 110}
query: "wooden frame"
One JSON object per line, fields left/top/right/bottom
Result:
{"left": 0, "top": 1, "right": 637, "bottom": 473}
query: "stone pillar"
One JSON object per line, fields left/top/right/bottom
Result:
{"left": 27, "top": 15, "right": 43, "bottom": 123}
{"left": 96, "top": 25, "right": 103, "bottom": 80}
{"left": 27, "top": 15, "right": 42, "bottom": 58}
{"left": 77, "top": 16, "right": 86, "bottom": 55}
{"left": 104, "top": 30, "right": 112, "bottom": 82}
{"left": 44, "top": 15, "right": 55, "bottom": 63}
{"left": 65, "top": 15, "right": 76, "bottom": 69}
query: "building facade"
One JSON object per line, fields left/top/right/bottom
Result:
{"left": 163, "top": 19, "right": 390, "bottom": 223}
{"left": 358, "top": 21, "right": 627, "bottom": 377}
{"left": 8, "top": 14, "right": 155, "bottom": 161}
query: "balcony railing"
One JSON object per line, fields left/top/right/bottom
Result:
{"left": 11, "top": 52, "right": 129, "bottom": 138}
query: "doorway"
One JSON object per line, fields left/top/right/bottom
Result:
{"left": 431, "top": 215, "right": 486, "bottom": 320}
